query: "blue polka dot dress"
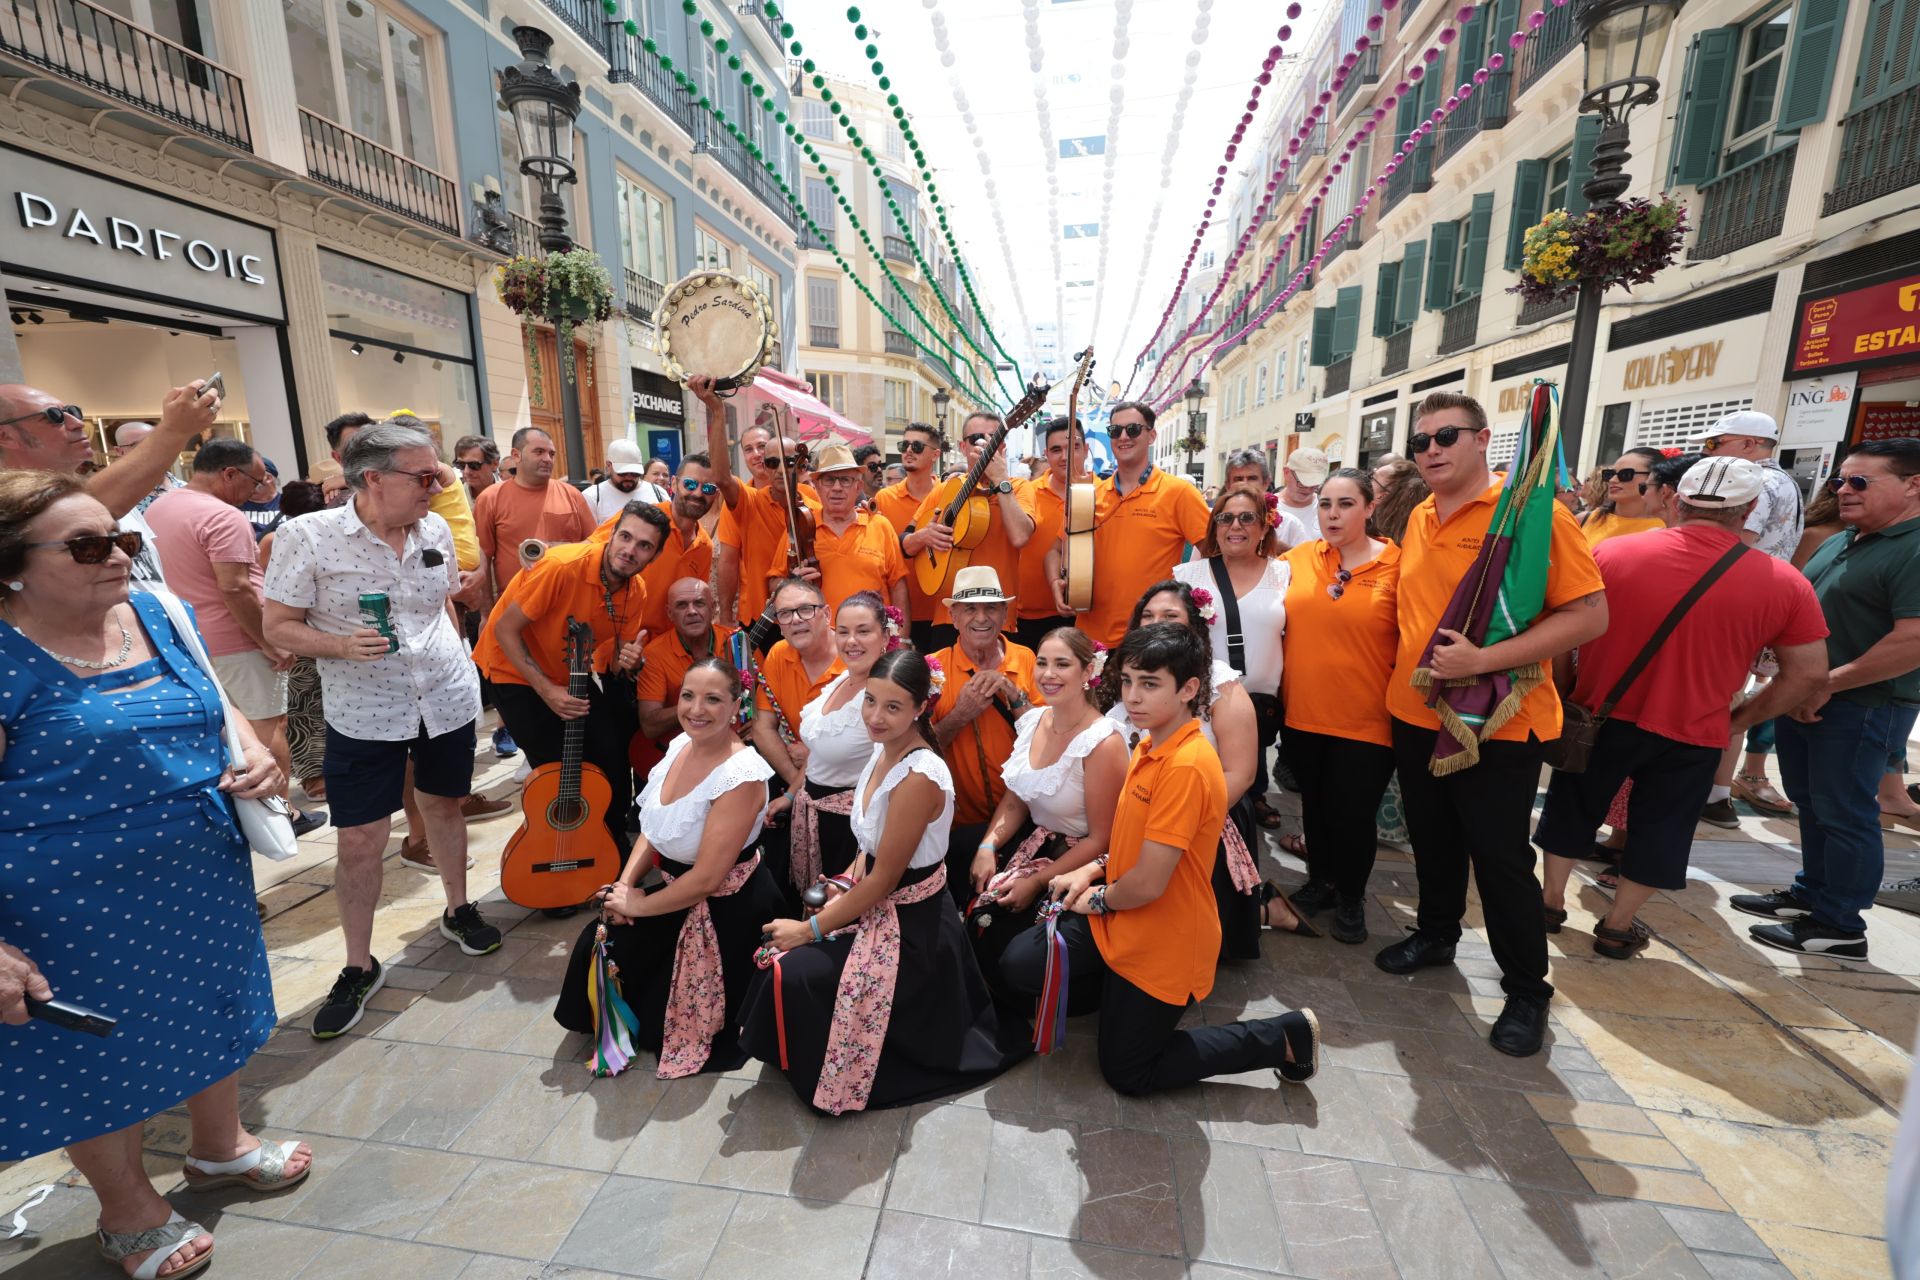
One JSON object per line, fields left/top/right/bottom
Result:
{"left": 0, "top": 590, "right": 276, "bottom": 1160}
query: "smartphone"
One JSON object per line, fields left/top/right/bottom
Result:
{"left": 202, "top": 370, "right": 226, "bottom": 400}
{"left": 26, "top": 995, "right": 116, "bottom": 1038}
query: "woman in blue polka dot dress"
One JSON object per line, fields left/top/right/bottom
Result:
{"left": 0, "top": 472, "right": 312, "bottom": 1280}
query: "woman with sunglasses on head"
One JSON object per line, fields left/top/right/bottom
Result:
{"left": 1278, "top": 469, "right": 1402, "bottom": 944}
{"left": 0, "top": 471, "right": 310, "bottom": 1280}
{"left": 789, "top": 592, "right": 895, "bottom": 892}
{"left": 1581, "top": 448, "right": 1669, "bottom": 547}
{"left": 741, "top": 647, "right": 1029, "bottom": 1113}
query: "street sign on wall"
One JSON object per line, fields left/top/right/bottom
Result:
{"left": 1790, "top": 272, "right": 1920, "bottom": 374}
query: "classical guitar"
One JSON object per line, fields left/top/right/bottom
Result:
{"left": 910, "top": 370, "right": 1063, "bottom": 600}
{"left": 1062, "top": 348, "right": 1098, "bottom": 613}
{"left": 501, "top": 619, "right": 623, "bottom": 910}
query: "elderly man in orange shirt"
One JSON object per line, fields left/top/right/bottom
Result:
{"left": 635, "top": 575, "right": 736, "bottom": 754}
{"left": 807, "top": 443, "right": 909, "bottom": 618}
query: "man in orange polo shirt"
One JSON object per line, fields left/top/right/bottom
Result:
{"left": 906, "top": 412, "right": 1036, "bottom": 646}
{"left": 636, "top": 576, "right": 736, "bottom": 744}
{"left": 928, "top": 567, "right": 1043, "bottom": 906}
{"left": 704, "top": 384, "right": 823, "bottom": 643}
{"left": 806, "top": 443, "right": 910, "bottom": 617}
{"left": 1016, "top": 415, "right": 1091, "bottom": 650}
{"left": 590, "top": 450, "right": 723, "bottom": 640}
{"left": 1048, "top": 401, "right": 1211, "bottom": 645}
{"left": 473, "top": 503, "right": 668, "bottom": 850}
{"left": 873, "top": 421, "right": 945, "bottom": 650}
{"left": 748, "top": 577, "right": 844, "bottom": 888}
{"left": 1379, "top": 390, "right": 1608, "bottom": 1059}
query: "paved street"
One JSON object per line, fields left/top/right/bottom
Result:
{"left": 2, "top": 730, "right": 1912, "bottom": 1280}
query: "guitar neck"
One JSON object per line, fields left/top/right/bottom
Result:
{"left": 560, "top": 661, "right": 589, "bottom": 799}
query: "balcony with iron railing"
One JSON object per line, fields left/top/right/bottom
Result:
{"left": 693, "top": 115, "right": 798, "bottom": 228}
{"left": 607, "top": 21, "right": 696, "bottom": 135}
{"left": 508, "top": 211, "right": 542, "bottom": 258}
{"left": 1323, "top": 229, "right": 1362, "bottom": 269}
{"left": 540, "top": 0, "right": 610, "bottom": 52}
{"left": 1436, "top": 72, "right": 1510, "bottom": 167}
{"left": 1438, "top": 293, "right": 1481, "bottom": 354}
{"left": 0, "top": 0, "right": 250, "bottom": 149}
{"left": 810, "top": 324, "right": 839, "bottom": 348}
{"left": 883, "top": 234, "right": 915, "bottom": 265}
{"left": 1337, "top": 45, "right": 1382, "bottom": 113}
{"left": 624, "top": 268, "right": 664, "bottom": 324}
{"left": 1824, "top": 84, "right": 1920, "bottom": 216}
{"left": 1382, "top": 138, "right": 1433, "bottom": 212}
{"left": 884, "top": 330, "right": 916, "bottom": 357}
{"left": 1514, "top": 0, "right": 1578, "bottom": 98}
{"left": 1304, "top": 122, "right": 1328, "bottom": 157}
{"left": 1691, "top": 143, "right": 1795, "bottom": 259}
{"left": 799, "top": 224, "right": 836, "bottom": 252}
{"left": 1517, "top": 293, "right": 1574, "bottom": 326}
{"left": 299, "top": 109, "right": 459, "bottom": 235}
{"left": 1324, "top": 354, "right": 1353, "bottom": 397}
{"left": 736, "top": 3, "right": 783, "bottom": 49}
{"left": 1383, "top": 326, "right": 1413, "bottom": 376}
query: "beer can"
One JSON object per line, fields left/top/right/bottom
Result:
{"left": 358, "top": 592, "right": 399, "bottom": 653}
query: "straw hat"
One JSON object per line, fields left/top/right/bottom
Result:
{"left": 943, "top": 565, "right": 1016, "bottom": 606}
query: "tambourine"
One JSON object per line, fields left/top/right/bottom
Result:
{"left": 518, "top": 538, "right": 547, "bottom": 572}
{"left": 653, "top": 270, "right": 778, "bottom": 394}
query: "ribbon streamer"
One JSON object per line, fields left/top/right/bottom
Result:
{"left": 1033, "top": 899, "right": 1071, "bottom": 1055}
{"left": 585, "top": 922, "right": 642, "bottom": 1078}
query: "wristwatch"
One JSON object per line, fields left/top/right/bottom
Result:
{"left": 992, "top": 480, "right": 1013, "bottom": 495}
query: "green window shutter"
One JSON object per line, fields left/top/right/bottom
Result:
{"left": 1505, "top": 159, "right": 1547, "bottom": 270}
{"left": 1565, "top": 116, "right": 1603, "bottom": 214}
{"left": 1458, "top": 6, "right": 1488, "bottom": 75}
{"left": 1310, "top": 306, "right": 1336, "bottom": 366}
{"left": 1332, "top": 286, "right": 1361, "bottom": 358}
{"left": 1779, "top": 0, "right": 1847, "bottom": 129}
{"left": 1849, "top": 0, "right": 1919, "bottom": 110}
{"left": 1395, "top": 241, "right": 1426, "bottom": 329}
{"left": 1426, "top": 221, "right": 1460, "bottom": 310}
{"left": 1461, "top": 192, "right": 1494, "bottom": 295}
{"left": 1395, "top": 87, "right": 1420, "bottom": 145}
{"left": 1375, "top": 262, "right": 1401, "bottom": 337}
{"left": 1670, "top": 27, "right": 1742, "bottom": 186}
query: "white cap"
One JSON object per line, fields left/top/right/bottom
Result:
{"left": 606, "top": 438, "right": 646, "bottom": 475}
{"left": 1696, "top": 409, "right": 1780, "bottom": 443}
{"left": 1285, "top": 446, "right": 1330, "bottom": 486}
{"left": 1678, "top": 456, "right": 1766, "bottom": 507}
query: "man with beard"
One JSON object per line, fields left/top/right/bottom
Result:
{"left": 853, "top": 443, "right": 885, "bottom": 503}
{"left": 472, "top": 426, "right": 596, "bottom": 598}
{"left": 1015, "top": 415, "right": 1092, "bottom": 650}
{"left": 582, "top": 438, "right": 656, "bottom": 521}
{"left": 874, "top": 421, "right": 945, "bottom": 649}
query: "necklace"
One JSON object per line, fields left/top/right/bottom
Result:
{"left": 35, "top": 613, "right": 135, "bottom": 670}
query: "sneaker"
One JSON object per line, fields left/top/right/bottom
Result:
{"left": 398, "top": 839, "right": 475, "bottom": 872}
{"left": 1729, "top": 888, "right": 1812, "bottom": 920}
{"left": 492, "top": 727, "right": 519, "bottom": 759}
{"left": 312, "top": 959, "right": 385, "bottom": 1039}
{"left": 1329, "top": 895, "right": 1368, "bottom": 946}
{"left": 1489, "top": 995, "right": 1550, "bottom": 1058}
{"left": 1274, "top": 1008, "right": 1319, "bottom": 1084}
{"left": 1699, "top": 798, "right": 1739, "bottom": 829}
{"left": 1289, "top": 880, "right": 1337, "bottom": 916}
{"left": 1875, "top": 876, "right": 1920, "bottom": 916}
{"left": 290, "top": 808, "right": 329, "bottom": 838}
{"left": 1373, "top": 931, "right": 1456, "bottom": 975}
{"left": 460, "top": 793, "right": 513, "bottom": 821}
{"left": 441, "top": 903, "right": 502, "bottom": 956}
{"left": 1748, "top": 917, "right": 1868, "bottom": 963}
{"left": 1593, "top": 917, "right": 1652, "bottom": 960}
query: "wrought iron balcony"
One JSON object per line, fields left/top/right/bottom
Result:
{"left": 693, "top": 116, "right": 798, "bottom": 229}
{"left": 884, "top": 330, "right": 916, "bottom": 357}
{"left": 298, "top": 109, "right": 459, "bottom": 235}
{"left": 508, "top": 211, "right": 542, "bottom": 258}
{"left": 883, "top": 234, "right": 915, "bottom": 264}
{"left": 810, "top": 324, "right": 839, "bottom": 348}
{"left": 607, "top": 22, "right": 696, "bottom": 135}
{"left": 1824, "top": 84, "right": 1920, "bottom": 216}
{"left": 1691, "top": 143, "right": 1795, "bottom": 259}
{"left": 737, "top": 3, "right": 783, "bottom": 48}
{"left": 1323, "top": 229, "right": 1362, "bottom": 269}
{"left": 1324, "top": 354, "right": 1352, "bottom": 397}
{"left": 1382, "top": 138, "right": 1433, "bottom": 212}
{"left": 1383, "top": 326, "right": 1412, "bottom": 376}
{"left": 1515, "top": 0, "right": 1578, "bottom": 98}
{"left": 1438, "top": 293, "right": 1481, "bottom": 355}
{"left": 1436, "top": 74, "right": 1509, "bottom": 167}
{"left": 0, "top": 0, "right": 250, "bottom": 149}
{"left": 1337, "top": 46, "right": 1382, "bottom": 112}
{"left": 540, "top": 0, "right": 610, "bottom": 53}
{"left": 1304, "top": 122, "right": 1328, "bottom": 157}
{"left": 624, "top": 268, "right": 664, "bottom": 324}
{"left": 799, "top": 224, "right": 835, "bottom": 252}
{"left": 1518, "top": 293, "right": 1574, "bottom": 326}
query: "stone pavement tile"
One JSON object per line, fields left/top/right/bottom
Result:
{"left": 1792, "top": 1026, "right": 1913, "bottom": 1109}
{"left": 1749, "top": 1222, "right": 1899, "bottom": 1280}
{"left": 454, "top": 1256, "right": 629, "bottom": 1280}
{"left": 505, "top": 931, "right": 576, "bottom": 980}
{"left": 298, "top": 1040, "right": 458, "bottom": 1139}
{"left": 1024, "top": 1036, "right": 1124, "bottom": 1128}
{"left": 382, "top": 964, "right": 457, "bottom": 992}
{"left": 450, "top": 1056, "right": 592, "bottom": 1161}
{"left": 502, "top": 1013, "right": 591, "bottom": 1060}
{"left": 1526, "top": 1093, "right": 1663, "bottom": 1136}
{"left": 1560, "top": 1070, "right": 1638, "bottom": 1106}
{"left": 1418, "top": 1028, "right": 1585, "bottom": 1096}
{"left": 373, "top": 971, "right": 510, "bottom": 1044}
{"left": 283, "top": 1142, "right": 480, "bottom": 1239}
{"left": 297, "top": 1232, "right": 474, "bottom": 1280}
{"left": 1546, "top": 951, "right": 1772, "bottom": 1025}
{"left": 1574, "top": 1160, "right": 1733, "bottom": 1212}
{"left": 1310, "top": 1016, "right": 1436, "bottom": 1079}
{"left": 789, "top": 1104, "right": 904, "bottom": 1206}
{"left": 1109, "top": 1076, "right": 1211, "bottom": 1138}
{"left": 1258, "top": 1149, "right": 1397, "bottom": 1280}
{"left": 1438, "top": 1080, "right": 1590, "bottom": 1191}
{"left": 1694, "top": 1255, "right": 1795, "bottom": 1280}
{"left": 981, "top": 1114, "right": 1081, "bottom": 1238}
{"left": 1651, "top": 1113, "right": 1891, "bottom": 1238}
{"left": 409, "top": 935, "right": 539, "bottom": 976}
{"left": 369, "top": 1047, "right": 527, "bottom": 1149}
{"left": 1788, "top": 970, "right": 1920, "bottom": 1048}
{"left": 1075, "top": 1127, "right": 1182, "bottom": 1255}
{"left": 554, "top": 1175, "right": 737, "bottom": 1279}
{"left": 1222, "top": 972, "right": 1362, "bottom": 1023}
{"left": 613, "top": 1075, "right": 760, "bottom": 1184}
{"left": 700, "top": 1193, "right": 878, "bottom": 1279}
{"left": 1549, "top": 1124, "right": 1693, "bottom": 1170}
{"left": 1657, "top": 1207, "right": 1778, "bottom": 1259}
{"left": 1295, "top": 1069, "right": 1479, "bottom": 1174}
{"left": 696, "top": 1079, "right": 818, "bottom": 1193}
{"left": 1169, "top": 1134, "right": 1283, "bottom": 1272}
{"left": 1352, "top": 1164, "right": 1501, "bottom": 1280}
{"left": 1201, "top": 1071, "right": 1305, "bottom": 1151}
{"left": 414, "top": 1159, "right": 606, "bottom": 1259}
{"left": 864, "top": 1210, "right": 1032, "bottom": 1278}
{"left": 1344, "top": 979, "right": 1479, "bottom": 1032}
{"left": 1026, "top": 1237, "right": 1192, "bottom": 1279}
{"left": 1186, "top": 1266, "right": 1286, "bottom": 1280}
{"left": 435, "top": 977, "right": 563, "bottom": 1051}
{"left": 242, "top": 1030, "right": 395, "bottom": 1129}
{"left": 1558, "top": 1195, "right": 1714, "bottom": 1279}
{"left": 885, "top": 1101, "right": 994, "bottom": 1222}
{"left": 529, "top": 1070, "right": 669, "bottom": 1173}
{"left": 1452, "top": 1177, "right": 1601, "bottom": 1275}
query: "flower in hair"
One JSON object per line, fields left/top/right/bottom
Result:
{"left": 882, "top": 604, "right": 905, "bottom": 650}
{"left": 1190, "top": 587, "right": 1219, "bottom": 625}
{"left": 1085, "top": 642, "right": 1108, "bottom": 689}
{"left": 1264, "top": 491, "right": 1282, "bottom": 529}
{"left": 925, "top": 655, "right": 946, "bottom": 697}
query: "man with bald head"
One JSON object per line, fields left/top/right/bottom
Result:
{"left": 108, "top": 421, "right": 183, "bottom": 513}
{"left": 636, "top": 575, "right": 736, "bottom": 744}
{"left": 704, "top": 380, "right": 822, "bottom": 636}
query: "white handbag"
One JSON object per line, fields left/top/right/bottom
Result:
{"left": 149, "top": 589, "right": 300, "bottom": 861}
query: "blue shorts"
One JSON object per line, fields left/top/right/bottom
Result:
{"left": 323, "top": 718, "right": 476, "bottom": 828}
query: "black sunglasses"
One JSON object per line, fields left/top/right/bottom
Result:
{"left": 1112, "top": 422, "right": 1150, "bottom": 440}
{"left": 1601, "top": 467, "right": 1648, "bottom": 483}
{"left": 381, "top": 467, "right": 439, "bottom": 490}
{"left": 775, "top": 454, "right": 805, "bottom": 470}
{"left": 864, "top": 461, "right": 883, "bottom": 474}
{"left": 680, "top": 477, "right": 719, "bottom": 495}
{"left": 1828, "top": 474, "right": 1880, "bottom": 492}
{"left": 0, "top": 404, "right": 82, "bottom": 429}
{"left": 30, "top": 530, "right": 145, "bottom": 564}
{"left": 1327, "top": 567, "right": 1353, "bottom": 601}
{"left": 901, "top": 439, "right": 931, "bottom": 454}
{"left": 964, "top": 433, "right": 991, "bottom": 448}
{"left": 1409, "top": 426, "right": 1467, "bottom": 454}
{"left": 1217, "top": 510, "right": 1264, "bottom": 528}
{"left": 456, "top": 459, "right": 493, "bottom": 471}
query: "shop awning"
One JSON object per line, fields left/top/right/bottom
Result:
{"left": 745, "top": 368, "right": 872, "bottom": 449}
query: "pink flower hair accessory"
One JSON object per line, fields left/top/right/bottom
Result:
{"left": 1086, "top": 641, "right": 1109, "bottom": 689}
{"left": 924, "top": 655, "right": 946, "bottom": 697}
{"left": 1189, "top": 587, "right": 1219, "bottom": 625}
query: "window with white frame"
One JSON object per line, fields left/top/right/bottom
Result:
{"left": 1543, "top": 146, "right": 1574, "bottom": 213}
{"left": 1724, "top": 4, "right": 1794, "bottom": 172}
{"left": 615, "top": 173, "right": 670, "bottom": 286}
{"left": 283, "top": 0, "right": 444, "bottom": 168}
{"left": 803, "top": 177, "right": 836, "bottom": 234}
{"left": 808, "top": 371, "right": 846, "bottom": 413}
{"left": 1254, "top": 363, "right": 1269, "bottom": 406}
{"left": 1274, "top": 350, "right": 1288, "bottom": 396}
{"left": 694, "top": 224, "right": 732, "bottom": 270}
{"left": 1295, "top": 338, "right": 1309, "bottom": 391}
{"left": 886, "top": 124, "right": 906, "bottom": 160}
{"left": 799, "top": 98, "right": 834, "bottom": 139}
{"left": 807, "top": 277, "right": 839, "bottom": 346}
{"left": 884, "top": 378, "right": 911, "bottom": 423}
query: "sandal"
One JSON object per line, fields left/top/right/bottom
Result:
{"left": 1544, "top": 904, "right": 1568, "bottom": 934}
{"left": 182, "top": 1138, "right": 312, "bottom": 1194}
{"left": 1251, "top": 797, "right": 1285, "bottom": 830}
{"left": 1260, "top": 880, "right": 1321, "bottom": 937}
{"left": 1596, "top": 865, "right": 1620, "bottom": 890}
{"left": 97, "top": 1211, "right": 212, "bottom": 1280}
{"left": 1732, "top": 774, "right": 1795, "bottom": 816}
{"left": 1277, "top": 832, "right": 1308, "bottom": 859}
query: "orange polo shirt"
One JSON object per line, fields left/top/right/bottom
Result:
{"left": 1092, "top": 718, "right": 1226, "bottom": 1005}
{"left": 636, "top": 624, "right": 736, "bottom": 707}
{"left": 1083, "top": 468, "right": 1213, "bottom": 645}
{"left": 472, "top": 540, "right": 646, "bottom": 687}
{"left": 728, "top": 483, "right": 823, "bottom": 625}
{"left": 1385, "top": 482, "right": 1606, "bottom": 742}
{"left": 472, "top": 477, "right": 597, "bottom": 594}
{"left": 929, "top": 641, "right": 1043, "bottom": 824}
{"left": 753, "top": 639, "right": 843, "bottom": 736}
{"left": 812, "top": 508, "right": 906, "bottom": 614}
{"left": 911, "top": 478, "right": 1037, "bottom": 626}
{"left": 1018, "top": 478, "right": 1075, "bottom": 621}
{"left": 1281, "top": 540, "right": 1403, "bottom": 748}
{"left": 873, "top": 478, "right": 940, "bottom": 624}
{"left": 589, "top": 501, "right": 714, "bottom": 640}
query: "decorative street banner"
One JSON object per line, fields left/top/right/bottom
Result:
{"left": 1791, "top": 272, "right": 1920, "bottom": 374}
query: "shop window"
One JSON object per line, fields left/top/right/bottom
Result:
{"left": 320, "top": 249, "right": 481, "bottom": 444}
{"left": 1630, "top": 395, "right": 1755, "bottom": 452}
{"left": 616, "top": 173, "right": 671, "bottom": 287}
{"left": 694, "top": 224, "right": 732, "bottom": 271}
{"left": 808, "top": 371, "right": 846, "bottom": 413}
{"left": 284, "top": 0, "right": 445, "bottom": 169}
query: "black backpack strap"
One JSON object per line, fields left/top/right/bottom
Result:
{"left": 1206, "top": 556, "right": 1248, "bottom": 677}
{"left": 1595, "top": 541, "right": 1749, "bottom": 718}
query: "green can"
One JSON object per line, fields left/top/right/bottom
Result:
{"left": 358, "top": 592, "right": 399, "bottom": 653}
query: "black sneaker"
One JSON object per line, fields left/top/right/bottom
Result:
{"left": 440, "top": 903, "right": 503, "bottom": 956}
{"left": 290, "top": 807, "right": 329, "bottom": 837}
{"left": 1699, "top": 798, "right": 1739, "bottom": 829}
{"left": 312, "top": 959, "right": 384, "bottom": 1039}
{"left": 1290, "top": 880, "right": 1337, "bottom": 916}
{"left": 1329, "top": 895, "right": 1368, "bottom": 945}
{"left": 1749, "top": 918, "right": 1868, "bottom": 963}
{"left": 1729, "top": 888, "right": 1812, "bottom": 920}
{"left": 1274, "top": 1008, "right": 1319, "bottom": 1084}
{"left": 1593, "top": 917, "right": 1652, "bottom": 960}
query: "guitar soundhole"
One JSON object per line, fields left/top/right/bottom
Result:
{"left": 546, "top": 797, "right": 589, "bottom": 831}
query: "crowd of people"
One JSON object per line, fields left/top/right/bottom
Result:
{"left": 1, "top": 371, "right": 1918, "bottom": 1278}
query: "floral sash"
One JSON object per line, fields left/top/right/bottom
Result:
{"left": 966, "top": 827, "right": 1078, "bottom": 927}
{"left": 657, "top": 852, "right": 762, "bottom": 1079}
{"left": 1222, "top": 819, "right": 1261, "bottom": 895}
{"left": 790, "top": 785, "right": 856, "bottom": 889}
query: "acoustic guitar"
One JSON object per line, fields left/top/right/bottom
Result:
{"left": 1062, "top": 348, "right": 1098, "bottom": 612}
{"left": 501, "top": 620, "right": 623, "bottom": 910}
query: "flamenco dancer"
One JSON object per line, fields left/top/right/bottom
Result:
{"left": 552, "top": 659, "right": 788, "bottom": 1077}
{"left": 739, "top": 648, "right": 1029, "bottom": 1113}
{"left": 1001, "top": 624, "right": 1319, "bottom": 1094}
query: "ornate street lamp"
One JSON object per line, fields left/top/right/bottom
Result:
{"left": 1182, "top": 379, "right": 1208, "bottom": 479}
{"left": 1557, "top": 0, "right": 1682, "bottom": 466}
{"left": 932, "top": 386, "right": 951, "bottom": 470}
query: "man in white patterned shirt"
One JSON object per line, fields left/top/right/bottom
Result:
{"left": 264, "top": 422, "right": 503, "bottom": 1038}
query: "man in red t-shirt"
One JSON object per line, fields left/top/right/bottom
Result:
{"left": 1535, "top": 457, "right": 1829, "bottom": 957}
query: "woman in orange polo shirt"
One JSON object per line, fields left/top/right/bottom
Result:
{"left": 1280, "top": 469, "right": 1402, "bottom": 945}
{"left": 786, "top": 591, "right": 893, "bottom": 891}
{"left": 1000, "top": 624, "right": 1318, "bottom": 1094}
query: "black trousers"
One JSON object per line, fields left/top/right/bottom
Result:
{"left": 1283, "top": 728, "right": 1396, "bottom": 897}
{"left": 1390, "top": 718, "right": 1553, "bottom": 1004}
{"left": 1249, "top": 692, "right": 1284, "bottom": 800}
{"left": 1000, "top": 912, "right": 1292, "bottom": 1095}
{"left": 1013, "top": 614, "right": 1074, "bottom": 652}
{"left": 493, "top": 679, "right": 637, "bottom": 850}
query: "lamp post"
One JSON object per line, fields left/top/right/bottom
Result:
{"left": 931, "top": 386, "right": 951, "bottom": 473}
{"left": 1557, "top": 0, "right": 1681, "bottom": 468}
{"left": 499, "top": 25, "right": 589, "bottom": 480}
{"left": 1182, "top": 379, "right": 1208, "bottom": 480}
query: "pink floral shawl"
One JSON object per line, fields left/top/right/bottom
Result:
{"left": 790, "top": 785, "right": 856, "bottom": 890}
{"left": 1221, "top": 818, "right": 1261, "bottom": 894}
{"left": 657, "top": 852, "right": 762, "bottom": 1079}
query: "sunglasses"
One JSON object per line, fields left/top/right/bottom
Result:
{"left": 30, "top": 530, "right": 145, "bottom": 564}
{"left": 1828, "top": 474, "right": 1883, "bottom": 493}
{"left": 1112, "top": 422, "right": 1150, "bottom": 440}
{"left": 1327, "top": 567, "right": 1353, "bottom": 601}
{"left": 865, "top": 461, "right": 883, "bottom": 474}
{"left": 1409, "top": 426, "right": 1468, "bottom": 454}
{"left": 964, "top": 433, "right": 991, "bottom": 448}
{"left": 680, "top": 477, "right": 719, "bottom": 495}
{"left": 1601, "top": 467, "right": 1647, "bottom": 483}
{"left": 381, "top": 467, "right": 440, "bottom": 490}
{"left": 1217, "top": 510, "right": 1264, "bottom": 528}
{"left": 456, "top": 459, "right": 493, "bottom": 471}
{"left": 0, "top": 404, "right": 83, "bottom": 429}
{"left": 901, "top": 440, "right": 931, "bottom": 454}
{"left": 774, "top": 454, "right": 805, "bottom": 470}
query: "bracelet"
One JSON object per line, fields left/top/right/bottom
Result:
{"left": 978, "top": 839, "right": 997, "bottom": 855}
{"left": 1094, "top": 854, "right": 1109, "bottom": 868}
{"left": 1088, "top": 886, "right": 1111, "bottom": 916}
{"left": 808, "top": 916, "right": 823, "bottom": 943}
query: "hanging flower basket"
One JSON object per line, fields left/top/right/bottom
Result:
{"left": 1509, "top": 196, "right": 1690, "bottom": 306}
{"left": 495, "top": 249, "right": 615, "bottom": 400}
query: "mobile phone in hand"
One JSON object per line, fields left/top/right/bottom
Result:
{"left": 26, "top": 995, "right": 116, "bottom": 1038}
{"left": 202, "top": 371, "right": 226, "bottom": 400}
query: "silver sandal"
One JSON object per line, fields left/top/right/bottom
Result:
{"left": 181, "top": 1138, "right": 311, "bottom": 1193}
{"left": 96, "top": 1211, "right": 211, "bottom": 1280}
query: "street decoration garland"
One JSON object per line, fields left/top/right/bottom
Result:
{"left": 494, "top": 248, "right": 615, "bottom": 400}
{"left": 1085, "top": 0, "right": 1135, "bottom": 345}
{"left": 1509, "top": 196, "right": 1689, "bottom": 305}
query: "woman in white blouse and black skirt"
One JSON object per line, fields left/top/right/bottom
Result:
{"left": 553, "top": 659, "right": 787, "bottom": 1078}
{"left": 786, "top": 591, "right": 892, "bottom": 894}
{"left": 739, "top": 648, "right": 1029, "bottom": 1113}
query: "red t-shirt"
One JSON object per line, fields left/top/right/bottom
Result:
{"left": 1577, "top": 525, "right": 1828, "bottom": 748}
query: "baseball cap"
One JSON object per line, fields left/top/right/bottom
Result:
{"left": 1678, "top": 456, "right": 1765, "bottom": 507}
{"left": 1285, "top": 446, "right": 1330, "bottom": 487}
{"left": 606, "top": 438, "right": 646, "bottom": 475}
{"left": 1695, "top": 409, "right": 1780, "bottom": 443}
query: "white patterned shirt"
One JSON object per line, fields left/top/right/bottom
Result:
{"left": 262, "top": 498, "right": 480, "bottom": 740}
{"left": 1747, "top": 459, "right": 1804, "bottom": 562}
